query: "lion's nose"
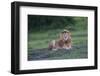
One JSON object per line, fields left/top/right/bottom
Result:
{"left": 65, "top": 36, "right": 67, "bottom": 38}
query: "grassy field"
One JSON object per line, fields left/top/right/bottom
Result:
{"left": 28, "top": 29, "right": 88, "bottom": 61}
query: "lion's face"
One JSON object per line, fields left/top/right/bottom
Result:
{"left": 60, "top": 32, "right": 70, "bottom": 41}
{"left": 62, "top": 32, "right": 69, "bottom": 41}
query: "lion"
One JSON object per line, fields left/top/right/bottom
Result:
{"left": 48, "top": 29, "right": 72, "bottom": 50}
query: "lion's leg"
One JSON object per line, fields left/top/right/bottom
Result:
{"left": 63, "top": 44, "right": 72, "bottom": 50}
{"left": 48, "top": 40, "right": 58, "bottom": 50}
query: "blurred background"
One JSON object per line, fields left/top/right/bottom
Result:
{"left": 28, "top": 15, "right": 88, "bottom": 60}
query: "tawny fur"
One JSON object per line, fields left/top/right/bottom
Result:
{"left": 48, "top": 30, "right": 72, "bottom": 50}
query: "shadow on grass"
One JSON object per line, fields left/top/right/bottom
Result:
{"left": 28, "top": 44, "right": 88, "bottom": 61}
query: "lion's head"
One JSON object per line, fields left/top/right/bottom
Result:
{"left": 60, "top": 30, "right": 71, "bottom": 42}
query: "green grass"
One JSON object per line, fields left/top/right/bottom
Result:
{"left": 28, "top": 29, "right": 87, "bottom": 49}
{"left": 28, "top": 29, "right": 88, "bottom": 60}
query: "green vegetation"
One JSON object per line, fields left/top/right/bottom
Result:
{"left": 28, "top": 15, "right": 88, "bottom": 60}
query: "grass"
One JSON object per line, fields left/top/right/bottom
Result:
{"left": 28, "top": 29, "right": 88, "bottom": 61}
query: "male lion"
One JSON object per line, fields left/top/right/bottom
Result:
{"left": 48, "top": 30, "right": 72, "bottom": 50}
